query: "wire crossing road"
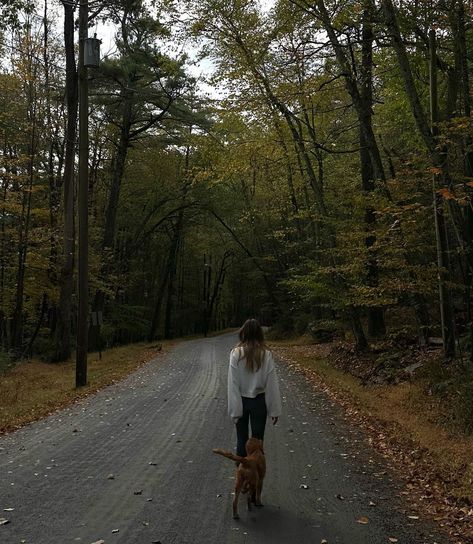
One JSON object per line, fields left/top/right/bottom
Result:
{"left": 0, "top": 333, "right": 447, "bottom": 544}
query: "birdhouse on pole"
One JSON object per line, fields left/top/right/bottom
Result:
{"left": 84, "top": 34, "right": 101, "bottom": 67}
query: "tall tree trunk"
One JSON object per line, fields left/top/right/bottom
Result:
{"left": 360, "top": 1, "right": 386, "bottom": 337}
{"left": 90, "top": 92, "right": 133, "bottom": 350}
{"left": 381, "top": 0, "right": 456, "bottom": 357}
{"left": 164, "top": 213, "right": 184, "bottom": 340}
{"left": 451, "top": 0, "right": 473, "bottom": 359}
{"left": 203, "top": 251, "right": 232, "bottom": 337}
{"left": 349, "top": 306, "right": 368, "bottom": 351}
{"left": 314, "top": 0, "right": 387, "bottom": 184}
{"left": 228, "top": 26, "right": 328, "bottom": 217}
{"left": 272, "top": 117, "right": 303, "bottom": 237}
{"left": 148, "top": 251, "right": 173, "bottom": 341}
{"left": 54, "top": 1, "right": 78, "bottom": 361}
{"left": 11, "top": 37, "right": 38, "bottom": 352}
{"left": 430, "top": 29, "right": 456, "bottom": 358}
{"left": 381, "top": 0, "right": 436, "bottom": 154}
{"left": 0, "top": 147, "right": 10, "bottom": 347}
{"left": 44, "top": 0, "right": 60, "bottom": 280}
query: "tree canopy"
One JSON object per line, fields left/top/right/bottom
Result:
{"left": 0, "top": 0, "right": 472, "bottom": 366}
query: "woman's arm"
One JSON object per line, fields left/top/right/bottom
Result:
{"left": 228, "top": 350, "right": 243, "bottom": 421}
{"left": 265, "top": 352, "right": 282, "bottom": 422}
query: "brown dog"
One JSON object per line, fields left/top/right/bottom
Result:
{"left": 213, "top": 437, "right": 266, "bottom": 519}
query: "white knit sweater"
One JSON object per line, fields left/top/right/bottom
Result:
{"left": 227, "top": 347, "right": 282, "bottom": 421}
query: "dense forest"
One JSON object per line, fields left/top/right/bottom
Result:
{"left": 0, "top": 0, "right": 472, "bottom": 368}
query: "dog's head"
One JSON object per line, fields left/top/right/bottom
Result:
{"left": 245, "top": 437, "right": 264, "bottom": 455}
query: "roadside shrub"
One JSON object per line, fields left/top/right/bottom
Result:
{"left": 453, "top": 373, "right": 473, "bottom": 435}
{"left": 33, "top": 335, "right": 63, "bottom": 362}
{"left": 0, "top": 348, "right": 14, "bottom": 374}
{"left": 293, "top": 313, "right": 310, "bottom": 336}
{"left": 308, "top": 319, "right": 338, "bottom": 343}
{"left": 266, "top": 316, "right": 294, "bottom": 339}
{"left": 426, "top": 360, "right": 473, "bottom": 434}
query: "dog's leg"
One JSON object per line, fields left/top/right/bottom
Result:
{"left": 255, "top": 477, "right": 263, "bottom": 507}
{"left": 247, "top": 492, "right": 252, "bottom": 512}
{"left": 233, "top": 487, "right": 240, "bottom": 520}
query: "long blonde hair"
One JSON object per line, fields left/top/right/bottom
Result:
{"left": 237, "top": 319, "right": 267, "bottom": 372}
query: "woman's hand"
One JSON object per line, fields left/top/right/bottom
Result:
{"left": 271, "top": 416, "right": 279, "bottom": 425}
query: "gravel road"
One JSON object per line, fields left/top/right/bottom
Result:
{"left": 0, "top": 332, "right": 448, "bottom": 544}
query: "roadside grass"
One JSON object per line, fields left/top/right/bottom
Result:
{"left": 0, "top": 341, "right": 172, "bottom": 435}
{"left": 271, "top": 341, "right": 473, "bottom": 503}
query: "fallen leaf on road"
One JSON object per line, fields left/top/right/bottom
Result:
{"left": 0, "top": 518, "right": 10, "bottom": 525}
{"left": 336, "top": 494, "right": 345, "bottom": 500}
{"left": 3, "top": 508, "right": 14, "bottom": 512}
{"left": 408, "top": 515, "right": 419, "bottom": 520}
{"left": 321, "top": 540, "right": 328, "bottom": 543}
{"left": 388, "top": 538, "right": 398, "bottom": 543}
{"left": 357, "top": 516, "right": 369, "bottom": 524}
{"left": 90, "top": 541, "right": 105, "bottom": 544}
{"left": 369, "top": 501, "right": 376, "bottom": 507}
{"left": 107, "top": 474, "right": 114, "bottom": 480}
{"left": 112, "top": 529, "right": 119, "bottom": 533}
{"left": 134, "top": 490, "right": 143, "bottom": 495}
{"left": 300, "top": 484, "right": 309, "bottom": 489}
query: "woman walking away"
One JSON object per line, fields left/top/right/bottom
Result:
{"left": 228, "top": 319, "right": 282, "bottom": 457}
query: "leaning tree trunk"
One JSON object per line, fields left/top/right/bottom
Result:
{"left": 314, "top": 0, "right": 387, "bottom": 183}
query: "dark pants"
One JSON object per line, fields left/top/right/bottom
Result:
{"left": 236, "top": 393, "right": 267, "bottom": 457}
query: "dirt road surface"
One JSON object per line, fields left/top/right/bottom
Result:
{"left": 0, "top": 333, "right": 448, "bottom": 544}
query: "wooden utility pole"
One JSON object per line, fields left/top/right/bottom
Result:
{"left": 430, "top": 29, "right": 456, "bottom": 358}
{"left": 76, "top": 0, "right": 89, "bottom": 386}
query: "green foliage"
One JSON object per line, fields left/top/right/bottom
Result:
{"left": 0, "top": 0, "right": 34, "bottom": 30}
{"left": 0, "top": 0, "right": 472, "bottom": 393}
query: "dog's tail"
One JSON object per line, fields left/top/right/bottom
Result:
{"left": 212, "top": 448, "right": 249, "bottom": 466}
